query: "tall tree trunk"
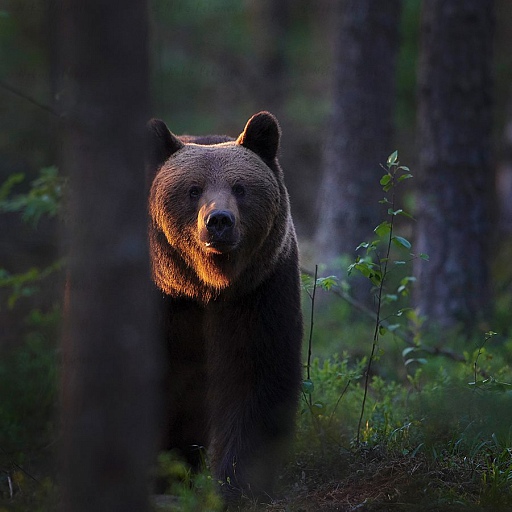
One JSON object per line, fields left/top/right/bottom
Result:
{"left": 496, "top": 89, "right": 512, "bottom": 235}
{"left": 250, "top": 0, "right": 290, "bottom": 115}
{"left": 315, "top": 0, "right": 402, "bottom": 287}
{"left": 60, "top": 2, "right": 161, "bottom": 511}
{"left": 414, "top": 1, "right": 494, "bottom": 330}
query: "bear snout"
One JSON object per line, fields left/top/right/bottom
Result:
{"left": 206, "top": 210, "right": 235, "bottom": 235}
{"left": 201, "top": 209, "right": 238, "bottom": 252}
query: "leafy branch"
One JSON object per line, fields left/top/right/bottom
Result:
{"left": 347, "top": 151, "right": 426, "bottom": 444}
{"left": 0, "top": 166, "right": 65, "bottom": 226}
{"left": 0, "top": 167, "right": 66, "bottom": 309}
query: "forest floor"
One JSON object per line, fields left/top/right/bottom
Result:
{"left": 1, "top": 447, "right": 508, "bottom": 511}
{"left": 245, "top": 449, "right": 503, "bottom": 512}
{"left": 150, "top": 448, "right": 508, "bottom": 512}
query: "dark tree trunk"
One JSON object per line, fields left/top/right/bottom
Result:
{"left": 60, "top": 2, "right": 161, "bottom": 511}
{"left": 496, "top": 89, "right": 512, "bottom": 234}
{"left": 251, "top": 0, "right": 290, "bottom": 115}
{"left": 315, "top": 0, "right": 402, "bottom": 281}
{"left": 414, "top": 0, "right": 494, "bottom": 330}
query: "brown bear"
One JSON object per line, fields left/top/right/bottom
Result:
{"left": 146, "top": 112, "right": 303, "bottom": 503}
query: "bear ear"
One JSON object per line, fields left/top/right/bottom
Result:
{"left": 146, "top": 118, "right": 184, "bottom": 172}
{"left": 236, "top": 111, "right": 281, "bottom": 162}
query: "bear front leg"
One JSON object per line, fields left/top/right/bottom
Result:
{"left": 205, "top": 268, "right": 303, "bottom": 503}
{"left": 160, "top": 296, "right": 209, "bottom": 469}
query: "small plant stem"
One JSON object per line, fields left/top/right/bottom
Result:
{"left": 473, "top": 331, "right": 496, "bottom": 385}
{"left": 356, "top": 171, "right": 396, "bottom": 445}
{"left": 474, "top": 349, "right": 480, "bottom": 387}
{"left": 306, "top": 265, "right": 318, "bottom": 408}
{"left": 306, "top": 265, "right": 318, "bottom": 383}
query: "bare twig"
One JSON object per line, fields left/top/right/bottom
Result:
{"left": 0, "top": 80, "right": 60, "bottom": 117}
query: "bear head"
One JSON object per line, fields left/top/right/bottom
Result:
{"left": 146, "top": 112, "right": 295, "bottom": 302}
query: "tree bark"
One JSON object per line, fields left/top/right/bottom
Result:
{"left": 496, "top": 89, "right": 512, "bottom": 234}
{"left": 250, "top": 0, "right": 290, "bottom": 115}
{"left": 315, "top": 0, "right": 402, "bottom": 278}
{"left": 414, "top": 0, "right": 494, "bottom": 330}
{"left": 60, "top": 2, "right": 161, "bottom": 511}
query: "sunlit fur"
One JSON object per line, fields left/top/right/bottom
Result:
{"left": 149, "top": 142, "right": 291, "bottom": 302}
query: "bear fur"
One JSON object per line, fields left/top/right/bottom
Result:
{"left": 146, "top": 112, "right": 303, "bottom": 502}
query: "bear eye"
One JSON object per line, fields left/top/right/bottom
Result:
{"left": 189, "top": 185, "right": 202, "bottom": 199}
{"left": 232, "top": 184, "right": 245, "bottom": 197}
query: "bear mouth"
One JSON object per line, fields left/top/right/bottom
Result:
{"left": 203, "top": 240, "right": 238, "bottom": 254}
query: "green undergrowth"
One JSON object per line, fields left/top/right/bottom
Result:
{"left": 287, "top": 343, "right": 512, "bottom": 511}
{"left": 152, "top": 333, "right": 512, "bottom": 511}
{"left": 0, "top": 310, "right": 60, "bottom": 511}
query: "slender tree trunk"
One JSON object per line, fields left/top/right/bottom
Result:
{"left": 314, "top": 0, "right": 402, "bottom": 298}
{"left": 414, "top": 1, "right": 494, "bottom": 330}
{"left": 60, "top": 2, "right": 161, "bottom": 511}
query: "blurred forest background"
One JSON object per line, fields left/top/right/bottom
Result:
{"left": 2, "top": 0, "right": 512, "bottom": 510}
{"left": 2, "top": 0, "right": 512, "bottom": 338}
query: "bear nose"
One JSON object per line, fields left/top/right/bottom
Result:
{"left": 205, "top": 210, "right": 235, "bottom": 235}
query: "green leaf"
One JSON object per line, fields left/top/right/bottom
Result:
{"left": 405, "top": 358, "right": 427, "bottom": 367}
{"left": 398, "top": 210, "right": 414, "bottom": 220}
{"left": 402, "top": 347, "right": 416, "bottom": 357}
{"left": 419, "top": 253, "right": 429, "bottom": 261}
{"left": 388, "top": 208, "right": 403, "bottom": 216}
{"left": 302, "top": 379, "right": 314, "bottom": 394}
{"left": 374, "top": 221, "right": 391, "bottom": 237}
{"left": 380, "top": 174, "right": 391, "bottom": 186}
{"left": 311, "top": 401, "right": 325, "bottom": 415}
{"left": 392, "top": 236, "right": 412, "bottom": 250}
{"left": 383, "top": 181, "right": 393, "bottom": 192}
{"left": 387, "top": 150, "right": 398, "bottom": 167}
{"left": 355, "top": 264, "right": 371, "bottom": 278}
{"left": 316, "top": 276, "right": 338, "bottom": 291}
{"left": 369, "top": 271, "right": 382, "bottom": 285}
{"left": 301, "top": 273, "right": 314, "bottom": 286}
{"left": 398, "top": 173, "right": 413, "bottom": 182}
